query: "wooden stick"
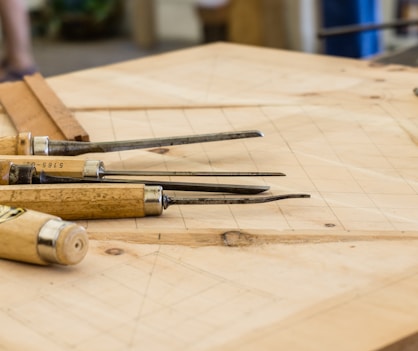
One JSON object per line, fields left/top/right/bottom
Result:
{"left": 88, "top": 228, "right": 418, "bottom": 247}
{"left": 0, "top": 73, "right": 89, "bottom": 141}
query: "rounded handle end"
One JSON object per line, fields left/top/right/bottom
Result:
{"left": 38, "top": 219, "right": 89, "bottom": 265}
{"left": 56, "top": 224, "right": 89, "bottom": 265}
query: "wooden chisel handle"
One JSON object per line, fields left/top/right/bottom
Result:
{"left": 0, "top": 205, "right": 88, "bottom": 265}
{"left": 0, "top": 183, "right": 164, "bottom": 220}
{"left": 0, "top": 155, "right": 92, "bottom": 177}
{"left": 0, "top": 159, "right": 36, "bottom": 185}
{"left": 0, "top": 132, "right": 32, "bottom": 155}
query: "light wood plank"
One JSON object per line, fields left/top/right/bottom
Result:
{"left": 0, "top": 43, "right": 418, "bottom": 350}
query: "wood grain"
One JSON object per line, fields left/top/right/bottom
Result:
{"left": 23, "top": 74, "right": 89, "bottom": 141}
{"left": 87, "top": 228, "right": 418, "bottom": 247}
{"left": 0, "top": 43, "right": 417, "bottom": 350}
{"left": 0, "top": 184, "right": 148, "bottom": 220}
{"left": 1, "top": 155, "right": 94, "bottom": 177}
{"left": 0, "top": 134, "right": 25, "bottom": 155}
{"left": 0, "top": 73, "right": 89, "bottom": 141}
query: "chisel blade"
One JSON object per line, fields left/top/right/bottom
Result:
{"left": 33, "top": 172, "right": 270, "bottom": 194}
{"left": 165, "top": 193, "right": 311, "bottom": 208}
{"left": 47, "top": 130, "right": 264, "bottom": 156}
{"left": 102, "top": 170, "right": 286, "bottom": 177}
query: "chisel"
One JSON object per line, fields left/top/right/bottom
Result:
{"left": 0, "top": 130, "right": 263, "bottom": 156}
{"left": 0, "top": 160, "right": 270, "bottom": 194}
{"left": 0, "top": 155, "right": 285, "bottom": 178}
{"left": 0, "top": 204, "right": 88, "bottom": 265}
{"left": 0, "top": 183, "right": 310, "bottom": 220}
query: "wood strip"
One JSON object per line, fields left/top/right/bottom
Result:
{"left": 0, "top": 73, "right": 89, "bottom": 141}
{"left": 23, "top": 73, "right": 89, "bottom": 141}
{"left": 0, "top": 80, "right": 64, "bottom": 139}
{"left": 87, "top": 228, "right": 418, "bottom": 247}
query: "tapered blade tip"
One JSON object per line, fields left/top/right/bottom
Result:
{"left": 257, "top": 193, "right": 311, "bottom": 203}
{"left": 248, "top": 185, "right": 270, "bottom": 194}
{"left": 168, "top": 192, "right": 311, "bottom": 206}
{"left": 252, "top": 130, "right": 264, "bottom": 137}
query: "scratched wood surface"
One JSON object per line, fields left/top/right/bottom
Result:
{"left": 0, "top": 43, "right": 418, "bottom": 350}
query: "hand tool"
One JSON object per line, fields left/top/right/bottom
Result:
{"left": 0, "top": 204, "right": 88, "bottom": 265}
{"left": 0, "top": 130, "right": 263, "bottom": 156}
{"left": 35, "top": 173, "right": 270, "bottom": 194}
{"left": 0, "top": 183, "right": 310, "bottom": 220}
{"left": 1, "top": 155, "right": 286, "bottom": 178}
{"left": 0, "top": 160, "right": 270, "bottom": 194}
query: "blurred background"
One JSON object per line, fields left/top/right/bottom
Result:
{"left": 14, "top": 0, "right": 418, "bottom": 76}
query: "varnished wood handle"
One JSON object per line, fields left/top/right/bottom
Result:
{"left": 0, "top": 183, "right": 163, "bottom": 220}
{"left": 0, "top": 159, "right": 35, "bottom": 185}
{"left": 0, "top": 155, "right": 89, "bottom": 177}
{"left": 0, "top": 132, "right": 32, "bottom": 155}
{"left": 0, "top": 160, "right": 13, "bottom": 184}
{"left": 0, "top": 205, "right": 88, "bottom": 265}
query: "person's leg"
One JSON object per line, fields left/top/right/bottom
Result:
{"left": 0, "top": 0, "right": 36, "bottom": 80}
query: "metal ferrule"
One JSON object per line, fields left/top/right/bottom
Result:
{"left": 33, "top": 136, "right": 50, "bottom": 156}
{"left": 143, "top": 185, "right": 164, "bottom": 216}
{"left": 9, "top": 164, "right": 35, "bottom": 185}
{"left": 84, "top": 160, "right": 104, "bottom": 178}
{"left": 37, "top": 218, "right": 66, "bottom": 264}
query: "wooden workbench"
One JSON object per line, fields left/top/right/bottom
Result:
{"left": 0, "top": 43, "right": 418, "bottom": 350}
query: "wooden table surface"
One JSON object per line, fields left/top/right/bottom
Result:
{"left": 0, "top": 43, "right": 418, "bottom": 350}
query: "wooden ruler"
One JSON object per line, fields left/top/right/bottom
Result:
{"left": 0, "top": 73, "right": 89, "bottom": 141}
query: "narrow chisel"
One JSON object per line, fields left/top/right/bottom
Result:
{"left": 0, "top": 160, "right": 270, "bottom": 194}
{"left": 0, "top": 155, "right": 285, "bottom": 178}
{"left": 0, "top": 183, "right": 310, "bottom": 220}
{"left": 35, "top": 172, "right": 270, "bottom": 194}
{"left": 0, "top": 130, "right": 263, "bottom": 156}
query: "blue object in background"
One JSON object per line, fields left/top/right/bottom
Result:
{"left": 322, "top": 0, "right": 382, "bottom": 58}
